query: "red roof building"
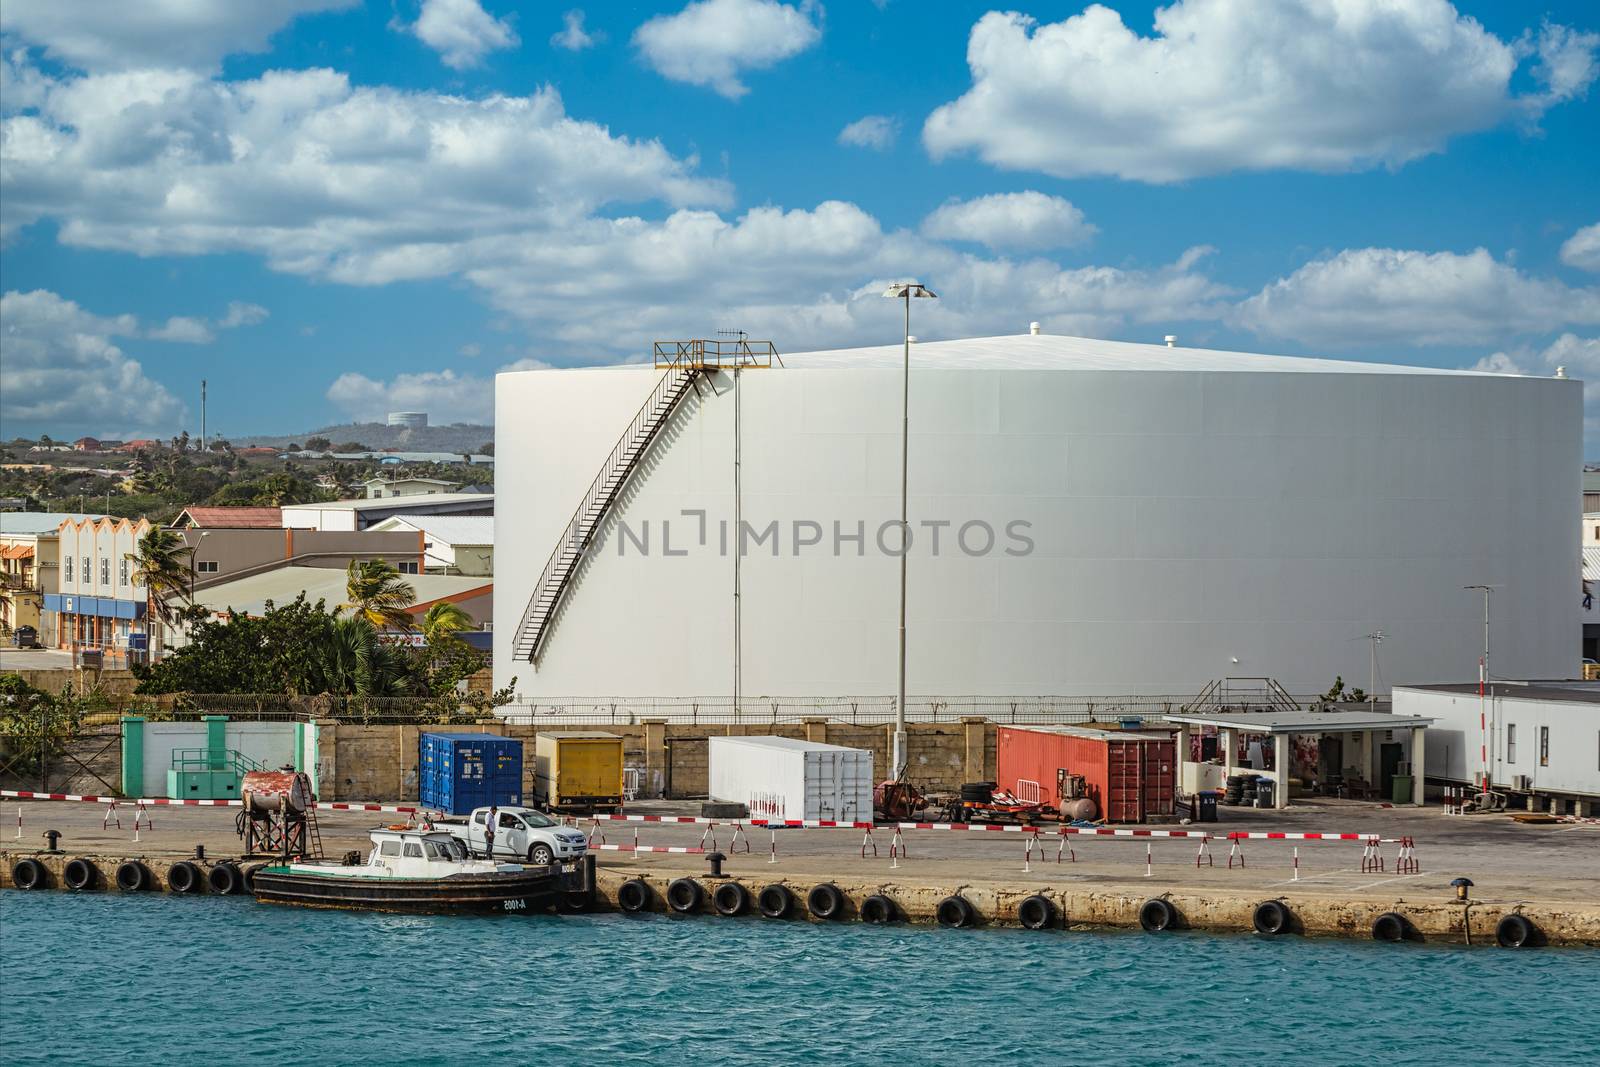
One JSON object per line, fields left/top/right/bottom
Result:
{"left": 171, "top": 506, "right": 284, "bottom": 529}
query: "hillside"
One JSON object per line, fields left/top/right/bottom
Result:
{"left": 239, "top": 423, "right": 494, "bottom": 453}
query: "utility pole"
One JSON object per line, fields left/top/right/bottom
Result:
{"left": 1464, "top": 585, "right": 1498, "bottom": 792}
{"left": 1364, "top": 630, "right": 1384, "bottom": 710}
{"left": 200, "top": 379, "right": 207, "bottom": 453}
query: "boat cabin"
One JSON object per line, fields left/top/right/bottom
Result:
{"left": 360, "top": 828, "right": 504, "bottom": 878}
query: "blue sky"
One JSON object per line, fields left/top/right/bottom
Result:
{"left": 1, "top": 0, "right": 1597, "bottom": 444}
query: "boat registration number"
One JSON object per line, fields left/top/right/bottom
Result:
{"left": 503, "top": 898, "right": 527, "bottom": 911}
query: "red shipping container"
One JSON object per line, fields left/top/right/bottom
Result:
{"left": 997, "top": 726, "right": 1176, "bottom": 823}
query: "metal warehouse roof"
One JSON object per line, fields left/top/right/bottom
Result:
{"left": 779, "top": 333, "right": 1521, "bottom": 375}
{"left": 283, "top": 492, "right": 493, "bottom": 513}
{"left": 1397, "top": 681, "right": 1600, "bottom": 705}
{"left": 369, "top": 515, "right": 493, "bottom": 546}
{"left": 0, "top": 512, "right": 105, "bottom": 535}
{"left": 1162, "top": 709, "right": 1434, "bottom": 732}
{"left": 191, "top": 565, "right": 491, "bottom": 618}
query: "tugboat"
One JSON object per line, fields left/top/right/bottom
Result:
{"left": 252, "top": 827, "right": 583, "bottom": 915}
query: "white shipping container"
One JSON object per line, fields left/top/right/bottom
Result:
{"left": 707, "top": 736, "right": 874, "bottom": 822}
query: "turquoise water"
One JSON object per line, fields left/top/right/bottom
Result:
{"left": 3, "top": 894, "right": 1597, "bottom": 1066}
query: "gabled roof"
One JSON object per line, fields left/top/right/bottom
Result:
{"left": 173, "top": 506, "right": 283, "bottom": 529}
{"left": 0, "top": 512, "right": 104, "bottom": 536}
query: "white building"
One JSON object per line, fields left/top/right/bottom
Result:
{"left": 493, "top": 333, "right": 1579, "bottom": 704}
{"left": 368, "top": 515, "right": 493, "bottom": 576}
{"left": 1394, "top": 681, "right": 1600, "bottom": 813}
{"left": 363, "top": 476, "right": 461, "bottom": 499}
{"left": 282, "top": 492, "right": 493, "bottom": 532}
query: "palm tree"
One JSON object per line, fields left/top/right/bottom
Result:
{"left": 420, "top": 601, "right": 473, "bottom": 647}
{"left": 323, "top": 615, "right": 416, "bottom": 698}
{"left": 126, "top": 528, "right": 194, "bottom": 626}
{"left": 126, "top": 528, "right": 194, "bottom": 651}
{"left": 341, "top": 558, "right": 416, "bottom": 630}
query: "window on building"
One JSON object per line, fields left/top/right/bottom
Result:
{"left": 196, "top": 561, "right": 220, "bottom": 574}
{"left": 119, "top": 558, "right": 129, "bottom": 586}
{"left": 83, "top": 557, "right": 91, "bottom": 584}
{"left": 99, "top": 557, "right": 110, "bottom": 584}
{"left": 1506, "top": 725, "right": 1517, "bottom": 763}
{"left": 1540, "top": 726, "right": 1550, "bottom": 767}
{"left": 63, "top": 556, "right": 72, "bottom": 583}
{"left": 398, "top": 561, "right": 419, "bottom": 574}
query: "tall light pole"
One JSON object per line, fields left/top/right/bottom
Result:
{"left": 1363, "top": 629, "right": 1384, "bottom": 710}
{"left": 882, "top": 282, "right": 936, "bottom": 780}
{"left": 1464, "top": 584, "right": 1498, "bottom": 791}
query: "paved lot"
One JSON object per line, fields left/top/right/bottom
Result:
{"left": 6, "top": 795, "right": 1596, "bottom": 907}
{"left": 0, "top": 648, "right": 75, "bottom": 670}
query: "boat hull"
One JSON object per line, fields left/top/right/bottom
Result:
{"left": 252, "top": 866, "right": 575, "bottom": 915}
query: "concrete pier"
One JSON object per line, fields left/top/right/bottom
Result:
{"left": 6, "top": 847, "right": 1598, "bottom": 946}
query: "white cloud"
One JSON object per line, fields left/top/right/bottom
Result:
{"left": 1, "top": 63, "right": 730, "bottom": 264}
{"left": 404, "top": 0, "right": 519, "bottom": 70}
{"left": 0, "top": 0, "right": 355, "bottom": 73}
{"left": 143, "top": 300, "right": 269, "bottom": 343}
{"left": 459, "top": 342, "right": 482, "bottom": 358}
{"left": 219, "top": 301, "right": 268, "bottom": 328}
{"left": 551, "top": 10, "right": 599, "bottom": 52}
{"left": 922, "top": 192, "right": 1096, "bottom": 252}
{"left": 1235, "top": 248, "right": 1600, "bottom": 346}
{"left": 147, "top": 316, "right": 214, "bottom": 343}
{"left": 326, "top": 355, "right": 551, "bottom": 423}
{"left": 838, "top": 115, "right": 897, "bottom": 151}
{"left": 1473, "top": 333, "right": 1600, "bottom": 447}
{"left": 924, "top": 1, "right": 1598, "bottom": 182}
{"left": 1563, "top": 223, "right": 1600, "bottom": 273}
{"left": 0, "top": 289, "right": 183, "bottom": 433}
{"left": 633, "top": 0, "right": 821, "bottom": 99}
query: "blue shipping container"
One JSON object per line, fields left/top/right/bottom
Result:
{"left": 419, "top": 732, "right": 523, "bottom": 814}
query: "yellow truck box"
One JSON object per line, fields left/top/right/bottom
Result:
{"left": 534, "top": 731, "right": 625, "bottom": 813}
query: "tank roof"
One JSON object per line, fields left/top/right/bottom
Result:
{"left": 778, "top": 333, "right": 1516, "bottom": 376}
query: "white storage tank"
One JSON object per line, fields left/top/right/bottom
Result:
{"left": 708, "top": 736, "right": 874, "bottom": 822}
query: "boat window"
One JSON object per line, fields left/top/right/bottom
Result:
{"left": 449, "top": 838, "right": 469, "bottom": 859}
{"left": 423, "top": 841, "right": 451, "bottom": 861}
{"left": 522, "top": 810, "right": 557, "bottom": 828}
{"left": 379, "top": 840, "right": 401, "bottom": 857}
{"left": 403, "top": 842, "right": 424, "bottom": 858}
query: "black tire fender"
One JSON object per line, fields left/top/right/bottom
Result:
{"left": 616, "top": 878, "right": 651, "bottom": 913}
{"left": 12, "top": 858, "right": 46, "bottom": 890}
{"left": 1018, "top": 894, "right": 1057, "bottom": 930}
{"left": 115, "top": 860, "right": 149, "bottom": 893}
{"left": 666, "top": 877, "right": 703, "bottom": 914}
{"left": 1253, "top": 900, "right": 1291, "bottom": 936}
{"left": 63, "top": 858, "right": 98, "bottom": 892}
{"left": 1139, "top": 898, "right": 1178, "bottom": 933}
{"left": 937, "top": 895, "right": 976, "bottom": 929}
{"left": 757, "top": 883, "right": 794, "bottom": 919}
{"left": 859, "top": 894, "right": 897, "bottom": 924}
{"left": 1372, "top": 912, "right": 1411, "bottom": 942}
{"left": 1496, "top": 913, "right": 1541, "bottom": 949}
{"left": 712, "top": 881, "right": 749, "bottom": 916}
{"left": 207, "top": 862, "right": 242, "bottom": 896}
{"left": 807, "top": 883, "right": 845, "bottom": 920}
{"left": 166, "top": 861, "right": 202, "bottom": 894}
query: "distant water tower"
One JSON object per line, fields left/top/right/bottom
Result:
{"left": 387, "top": 412, "right": 428, "bottom": 429}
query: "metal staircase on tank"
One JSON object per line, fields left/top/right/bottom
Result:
{"left": 512, "top": 338, "right": 778, "bottom": 663}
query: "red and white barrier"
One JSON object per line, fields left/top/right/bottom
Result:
{"left": 590, "top": 844, "right": 705, "bottom": 854}
{"left": 1, "top": 789, "right": 420, "bottom": 814}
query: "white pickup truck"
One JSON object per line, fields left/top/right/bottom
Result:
{"left": 433, "top": 806, "right": 589, "bottom": 865}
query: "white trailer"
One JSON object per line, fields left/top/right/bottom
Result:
{"left": 707, "top": 736, "right": 873, "bottom": 822}
{"left": 1395, "top": 682, "right": 1600, "bottom": 814}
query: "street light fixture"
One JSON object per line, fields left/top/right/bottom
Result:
{"left": 882, "top": 282, "right": 936, "bottom": 780}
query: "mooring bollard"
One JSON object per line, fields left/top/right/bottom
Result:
{"left": 43, "top": 829, "right": 62, "bottom": 853}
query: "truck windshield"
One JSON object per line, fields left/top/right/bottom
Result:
{"left": 521, "top": 811, "right": 557, "bottom": 828}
